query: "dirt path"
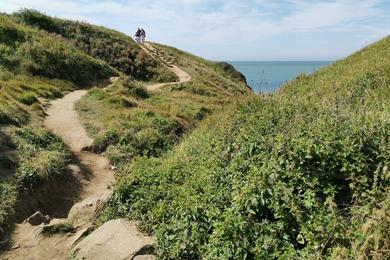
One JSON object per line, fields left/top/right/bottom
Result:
{"left": 141, "top": 42, "right": 191, "bottom": 91}
{"left": 1, "top": 90, "right": 115, "bottom": 260}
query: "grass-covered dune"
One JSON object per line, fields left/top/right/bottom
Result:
{"left": 13, "top": 9, "right": 178, "bottom": 83}
{"left": 104, "top": 37, "right": 390, "bottom": 259}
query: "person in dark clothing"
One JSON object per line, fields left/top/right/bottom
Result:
{"left": 140, "top": 28, "right": 146, "bottom": 44}
{"left": 135, "top": 28, "right": 141, "bottom": 44}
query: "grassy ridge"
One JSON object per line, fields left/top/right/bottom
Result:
{"left": 13, "top": 9, "right": 178, "bottom": 83}
{"left": 103, "top": 37, "right": 389, "bottom": 259}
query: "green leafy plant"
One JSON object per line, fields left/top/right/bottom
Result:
{"left": 102, "top": 36, "right": 390, "bottom": 259}
{"left": 42, "top": 222, "right": 75, "bottom": 236}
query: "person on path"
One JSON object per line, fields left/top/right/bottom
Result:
{"left": 135, "top": 28, "right": 141, "bottom": 44}
{"left": 140, "top": 28, "right": 146, "bottom": 44}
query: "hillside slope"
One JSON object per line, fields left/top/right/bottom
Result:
{"left": 75, "top": 43, "right": 250, "bottom": 165}
{"left": 104, "top": 37, "right": 390, "bottom": 259}
{"left": 13, "top": 9, "right": 178, "bottom": 83}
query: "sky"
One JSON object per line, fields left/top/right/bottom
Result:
{"left": 1, "top": 0, "right": 389, "bottom": 61}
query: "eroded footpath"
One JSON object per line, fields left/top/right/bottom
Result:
{"left": 2, "top": 90, "right": 154, "bottom": 260}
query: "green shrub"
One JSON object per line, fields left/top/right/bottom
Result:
{"left": 16, "top": 92, "right": 37, "bottom": 105}
{"left": 118, "top": 77, "right": 149, "bottom": 99}
{"left": 104, "top": 37, "right": 390, "bottom": 259}
{"left": 42, "top": 222, "right": 75, "bottom": 236}
{"left": 0, "top": 181, "right": 17, "bottom": 227}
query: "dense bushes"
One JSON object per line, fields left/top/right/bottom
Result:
{"left": 103, "top": 37, "right": 390, "bottom": 258}
{"left": 13, "top": 9, "right": 177, "bottom": 82}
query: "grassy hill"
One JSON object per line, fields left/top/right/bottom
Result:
{"left": 102, "top": 37, "right": 390, "bottom": 259}
{"left": 13, "top": 9, "right": 177, "bottom": 83}
{"left": 0, "top": 10, "right": 250, "bottom": 239}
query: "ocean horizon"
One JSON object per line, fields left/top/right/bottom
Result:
{"left": 229, "top": 61, "right": 332, "bottom": 93}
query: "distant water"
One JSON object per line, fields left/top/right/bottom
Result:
{"left": 230, "top": 61, "right": 332, "bottom": 93}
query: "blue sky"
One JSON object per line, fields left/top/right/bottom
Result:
{"left": 1, "top": 0, "right": 389, "bottom": 61}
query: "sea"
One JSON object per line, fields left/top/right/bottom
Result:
{"left": 230, "top": 61, "right": 332, "bottom": 93}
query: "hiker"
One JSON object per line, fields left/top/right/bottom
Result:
{"left": 135, "top": 28, "right": 141, "bottom": 44}
{"left": 140, "top": 28, "right": 146, "bottom": 44}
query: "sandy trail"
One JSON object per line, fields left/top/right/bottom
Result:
{"left": 45, "top": 90, "right": 114, "bottom": 202}
{"left": 2, "top": 90, "right": 114, "bottom": 260}
{"left": 141, "top": 42, "right": 191, "bottom": 91}
{"left": 45, "top": 90, "right": 93, "bottom": 153}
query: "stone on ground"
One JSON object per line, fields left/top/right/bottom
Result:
{"left": 24, "top": 211, "right": 50, "bottom": 226}
{"left": 67, "top": 191, "right": 111, "bottom": 226}
{"left": 73, "top": 219, "right": 155, "bottom": 260}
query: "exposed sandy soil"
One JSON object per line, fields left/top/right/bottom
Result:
{"left": 1, "top": 90, "right": 114, "bottom": 260}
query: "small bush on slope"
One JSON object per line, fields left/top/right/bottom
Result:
{"left": 13, "top": 9, "right": 178, "bottom": 83}
{"left": 0, "top": 181, "right": 17, "bottom": 226}
{"left": 104, "top": 37, "right": 390, "bottom": 259}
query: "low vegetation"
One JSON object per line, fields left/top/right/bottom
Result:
{"left": 13, "top": 9, "right": 177, "bottom": 83}
{"left": 102, "top": 37, "right": 389, "bottom": 259}
{"left": 42, "top": 222, "right": 75, "bottom": 236}
{"left": 154, "top": 43, "right": 251, "bottom": 96}
{"left": 0, "top": 70, "right": 73, "bottom": 230}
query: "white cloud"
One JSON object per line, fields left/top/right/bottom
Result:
{"left": 1, "top": 0, "right": 389, "bottom": 60}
